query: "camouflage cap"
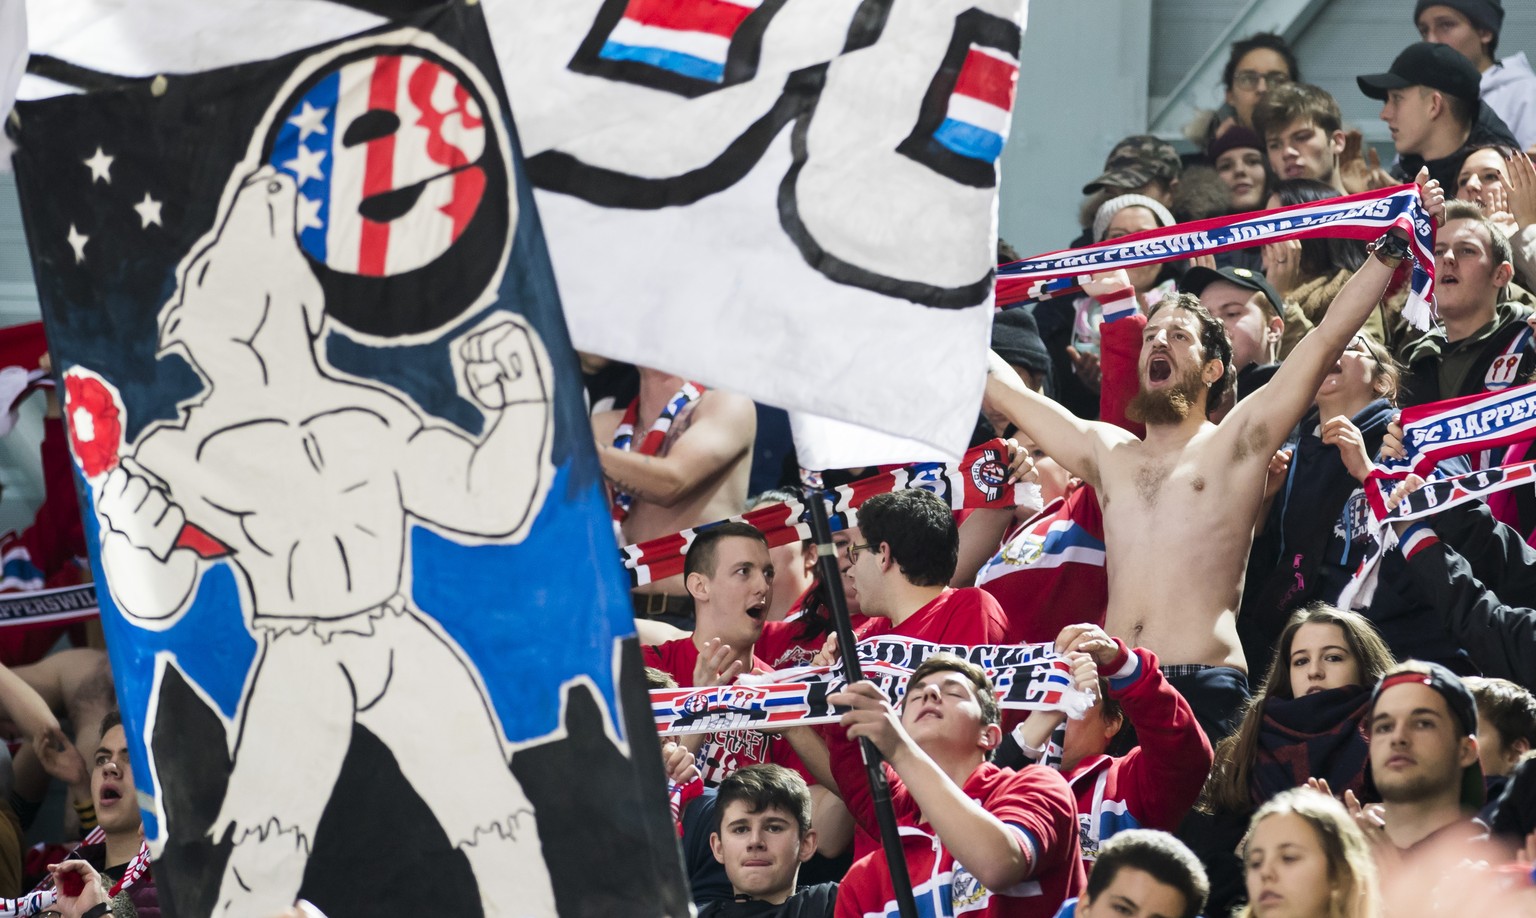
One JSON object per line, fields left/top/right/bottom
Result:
{"left": 1082, "top": 134, "right": 1184, "bottom": 195}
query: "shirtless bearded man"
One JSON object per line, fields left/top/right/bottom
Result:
{"left": 982, "top": 174, "right": 1443, "bottom": 740}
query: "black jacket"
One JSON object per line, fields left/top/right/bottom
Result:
{"left": 698, "top": 885, "right": 839, "bottom": 918}
{"left": 1403, "top": 502, "right": 1536, "bottom": 687}
{"left": 1241, "top": 399, "right": 1395, "bottom": 667}
{"left": 1392, "top": 101, "right": 1520, "bottom": 192}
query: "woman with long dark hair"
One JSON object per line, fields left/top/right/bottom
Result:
{"left": 1205, "top": 605, "right": 1396, "bottom": 817}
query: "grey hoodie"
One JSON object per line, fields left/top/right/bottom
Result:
{"left": 1483, "top": 52, "right": 1536, "bottom": 149}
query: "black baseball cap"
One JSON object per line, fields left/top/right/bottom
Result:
{"left": 1180, "top": 265, "right": 1286, "bottom": 322}
{"left": 1357, "top": 42, "right": 1481, "bottom": 104}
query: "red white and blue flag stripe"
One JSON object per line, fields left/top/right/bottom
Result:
{"left": 934, "top": 44, "right": 1018, "bottom": 164}
{"left": 597, "top": 0, "right": 763, "bottom": 84}
{"left": 268, "top": 53, "right": 487, "bottom": 277}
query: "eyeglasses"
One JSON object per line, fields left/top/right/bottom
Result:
{"left": 1233, "top": 70, "right": 1291, "bottom": 91}
{"left": 847, "top": 542, "right": 874, "bottom": 563}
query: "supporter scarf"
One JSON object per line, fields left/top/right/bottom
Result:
{"left": 1251, "top": 685, "right": 1374, "bottom": 809}
{"left": 1340, "top": 383, "right": 1536, "bottom": 607}
{"left": 1368, "top": 382, "right": 1536, "bottom": 509}
{"left": 610, "top": 381, "right": 706, "bottom": 524}
{"left": 996, "top": 184, "right": 1436, "bottom": 328}
{"left": 667, "top": 776, "right": 704, "bottom": 838}
{"left": 0, "top": 836, "right": 151, "bottom": 917}
{"left": 622, "top": 439, "right": 1037, "bottom": 586}
{"left": 650, "top": 636, "right": 1095, "bottom": 735}
{"left": 0, "top": 584, "right": 98, "bottom": 631}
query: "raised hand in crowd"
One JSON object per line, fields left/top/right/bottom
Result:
{"left": 43, "top": 859, "right": 109, "bottom": 918}
{"left": 1261, "top": 448, "right": 1292, "bottom": 505}
{"left": 1320, "top": 415, "right": 1373, "bottom": 483}
{"left": 33, "top": 725, "right": 88, "bottom": 791}
{"left": 1480, "top": 181, "right": 1520, "bottom": 240}
{"left": 1010, "top": 626, "right": 1105, "bottom": 757}
{"left": 1384, "top": 473, "right": 1428, "bottom": 537}
{"left": 1261, "top": 238, "right": 1303, "bottom": 296}
{"left": 828, "top": 680, "right": 913, "bottom": 764}
{"left": 1001, "top": 438, "right": 1038, "bottom": 487}
{"left": 1380, "top": 416, "right": 1406, "bottom": 461}
{"left": 693, "top": 637, "right": 747, "bottom": 688}
{"left": 1063, "top": 345, "right": 1101, "bottom": 393}
{"left": 1308, "top": 775, "right": 1395, "bottom": 865}
{"left": 1508, "top": 150, "right": 1536, "bottom": 233}
{"left": 1338, "top": 130, "right": 1395, "bottom": 194}
{"left": 661, "top": 739, "right": 700, "bottom": 786}
{"left": 810, "top": 632, "right": 839, "bottom": 669}
{"left": 1054, "top": 622, "right": 1117, "bottom": 674}
{"left": 1416, "top": 166, "right": 1446, "bottom": 226}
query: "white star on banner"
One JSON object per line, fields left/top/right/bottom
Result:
{"left": 84, "top": 147, "right": 114, "bottom": 184}
{"left": 133, "top": 192, "right": 163, "bottom": 228}
{"left": 297, "top": 194, "right": 324, "bottom": 231}
{"left": 284, "top": 144, "right": 327, "bottom": 187}
{"left": 287, "top": 102, "right": 330, "bottom": 142}
{"left": 67, "top": 224, "right": 89, "bottom": 263}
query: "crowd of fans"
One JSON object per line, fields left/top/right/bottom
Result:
{"left": 614, "top": 3, "right": 1536, "bottom": 916}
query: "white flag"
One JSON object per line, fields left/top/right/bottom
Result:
{"left": 492, "top": 0, "right": 1028, "bottom": 466}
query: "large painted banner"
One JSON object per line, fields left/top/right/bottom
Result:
{"left": 8, "top": 4, "right": 687, "bottom": 916}
{"left": 491, "top": 0, "right": 1029, "bottom": 467}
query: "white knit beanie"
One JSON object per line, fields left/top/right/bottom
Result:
{"left": 1093, "top": 194, "right": 1176, "bottom": 242}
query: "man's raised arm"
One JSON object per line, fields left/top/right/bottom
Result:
{"left": 1228, "top": 172, "right": 1444, "bottom": 455}
{"left": 981, "top": 349, "right": 1131, "bottom": 491}
{"left": 595, "top": 391, "right": 755, "bottom": 509}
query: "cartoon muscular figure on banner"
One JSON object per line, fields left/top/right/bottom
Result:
{"left": 61, "top": 34, "right": 557, "bottom": 916}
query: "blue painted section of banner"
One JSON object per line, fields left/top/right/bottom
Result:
{"left": 598, "top": 42, "right": 725, "bottom": 82}
{"left": 934, "top": 118, "right": 1003, "bottom": 162}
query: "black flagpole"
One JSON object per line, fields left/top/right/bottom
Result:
{"left": 802, "top": 483, "right": 918, "bottom": 918}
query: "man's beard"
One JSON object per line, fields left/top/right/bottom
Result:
{"left": 1127, "top": 363, "right": 1205, "bottom": 425}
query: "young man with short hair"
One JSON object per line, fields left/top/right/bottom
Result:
{"left": 1367, "top": 662, "right": 1487, "bottom": 852}
{"left": 1051, "top": 829, "right": 1209, "bottom": 918}
{"left": 644, "top": 523, "right": 796, "bottom": 786}
{"left": 1415, "top": 0, "right": 1536, "bottom": 149}
{"left": 50, "top": 712, "right": 158, "bottom": 917}
{"left": 701, "top": 764, "right": 837, "bottom": 918}
{"left": 1253, "top": 83, "right": 1348, "bottom": 192}
{"left": 850, "top": 489, "right": 1008, "bottom": 646}
{"left": 827, "top": 653, "right": 1085, "bottom": 917}
{"left": 1399, "top": 200, "right": 1534, "bottom": 408}
{"left": 1464, "top": 676, "right": 1536, "bottom": 789}
{"left": 1358, "top": 41, "right": 1519, "bottom": 192}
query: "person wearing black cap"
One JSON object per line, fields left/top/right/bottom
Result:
{"left": 1179, "top": 265, "right": 1288, "bottom": 411}
{"left": 1415, "top": 0, "right": 1536, "bottom": 150}
{"left": 1357, "top": 41, "right": 1519, "bottom": 192}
